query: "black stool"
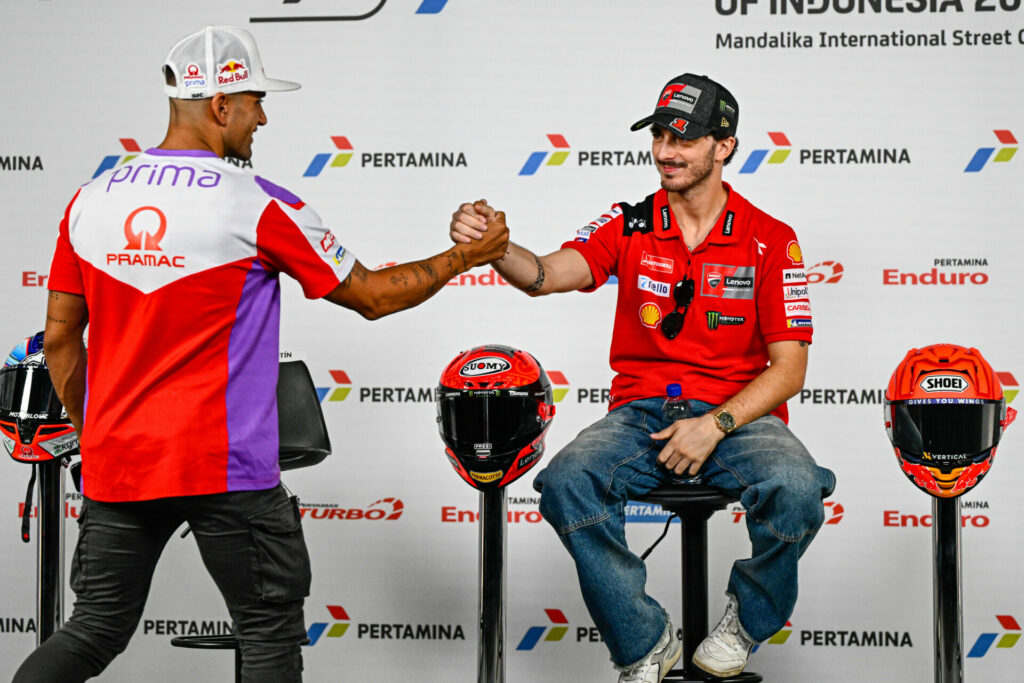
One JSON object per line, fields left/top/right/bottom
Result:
{"left": 637, "top": 484, "right": 762, "bottom": 682}
{"left": 170, "top": 360, "right": 331, "bottom": 682}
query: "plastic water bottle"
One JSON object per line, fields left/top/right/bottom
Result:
{"left": 662, "top": 383, "right": 692, "bottom": 421}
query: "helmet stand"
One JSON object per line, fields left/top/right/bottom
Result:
{"left": 33, "top": 459, "right": 66, "bottom": 645}
{"left": 932, "top": 497, "right": 962, "bottom": 683}
{"left": 477, "top": 487, "right": 507, "bottom": 683}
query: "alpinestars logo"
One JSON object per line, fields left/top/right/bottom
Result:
{"left": 519, "top": 134, "right": 571, "bottom": 175}
{"left": 517, "top": 609, "right": 569, "bottom": 650}
{"left": 964, "top": 130, "right": 1017, "bottom": 172}
{"left": 968, "top": 615, "right": 1021, "bottom": 657}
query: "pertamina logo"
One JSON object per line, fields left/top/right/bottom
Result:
{"left": 964, "top": 130, "right": 1017, "bottom": 173}
{"left": 968, "top": 615, "right": 1021, "bottom": 658}
{"left": 997, "top": 372, "right": 1018, "bottom": 403}
{"left": 547, "top": 371, "right": 570, "bottom": 403}
{"left": 106, "top": 206, "right": 185, "bottom": 269}
{"left": 519, "top": 134, "right": 570, "bottom": 176}
{"left": 316, "top": 369, "right": 436, "bottom": 404}
{"left": 517, "top": 609, "right": 570, "bottom": 651}
{"left": 306, "top": 604, "right": 465, "bottom": 647}
{"left": 750, "top": 620, "right": 911, "bottom": 650}
{"left": 883, "top": 258, "right": 989, "bottom": 286}
{"left": 740, "top": 131, "right": 909, "bottom": 173}
{"left": 739, "top": 132, "right": 792, "bottom": 174}
{"left": 305, "top": 135, "right": 466, "bottom": 174}
{"left": 93, "top": 138, "right": 142, "bottom": 178}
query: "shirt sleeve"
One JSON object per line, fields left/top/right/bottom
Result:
{"left": 47, "top": 190, "right": 85, "bottom": 296}
{"left": 252, "top": 178, "right": 356, "bottom": 299}
{"left": 560, "top": 204, "right": 623, "bottom": 292}
{"left": 756, "top": 222, "right": 813, "bottom": 345}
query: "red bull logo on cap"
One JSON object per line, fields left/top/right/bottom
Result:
{"left": 216, "top": 59, "right": 249, "bottom": 86}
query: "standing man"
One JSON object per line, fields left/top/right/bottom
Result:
{"left": 18, "top": 26, "right": 508, "bottom": 683}
{"left": 450, "top": 74, "right": 834, "bottom": 682}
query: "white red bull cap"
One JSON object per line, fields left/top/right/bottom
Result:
{"left": 162, "top": 26, "right": 300, "bottom": 99}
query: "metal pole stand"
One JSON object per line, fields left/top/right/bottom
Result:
{"left": 932, "top": 497, "right": 962, "bottom": 683}
{"left": 36, "top": 459, "right": 66, "bottom": 645}
{"left": 477, "top": 488, "right": 507, "bottom": 683}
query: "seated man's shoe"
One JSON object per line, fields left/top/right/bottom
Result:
{"left": 692, "top": 595, "right": 757, "bottom": 677}
{"left": 617, "top": 624, "right": 681, "bottom": 683}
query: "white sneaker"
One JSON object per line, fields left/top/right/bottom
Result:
{"left": 692, "top": 595, "right": 756, "bottom": 677}
{"left": 617, "top": 624, "right": 682, "bottom": 683}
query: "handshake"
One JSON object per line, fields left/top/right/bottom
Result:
{"left": 450, "top": 199, "right": 509, "bottom": 268}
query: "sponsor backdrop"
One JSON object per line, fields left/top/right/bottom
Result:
{"left": 1, "top": 1, "right": 1022, "bottom": 681}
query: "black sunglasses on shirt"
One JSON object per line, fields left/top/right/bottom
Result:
{"left": 661, "top": 276, "right": 695, "bottom": 340}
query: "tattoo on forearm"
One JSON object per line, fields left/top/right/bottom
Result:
{"left": 799, "top": 341, "right": 807, "bottom": 347}
{"left": 46, "top": 315, "right": 68, "bottom": 324}
{"left": 524, "top": 254, "right": 545, "bottom": 293}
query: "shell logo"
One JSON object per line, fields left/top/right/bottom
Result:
{"left": 639, "top": 303, "right": 662, "bottom": 328}
{"left": 786, "top": 241, "right": 803, "bottom": 265}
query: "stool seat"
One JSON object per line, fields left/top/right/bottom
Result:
{"left": 170, "top": 634, "right": 238, "bottom": 649}
{"left": 641, "top": 484, "right": 738, "bottom": 510}
{"left": 635, "top": 484, "right": 761, "bottom": 683}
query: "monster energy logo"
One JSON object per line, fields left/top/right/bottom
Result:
{"left": 706, "top": 311, "right": 745, "bottom": 330}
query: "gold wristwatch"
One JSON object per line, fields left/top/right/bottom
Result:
{"left": 712, "top": 407, "right": 736, "bottom": 435}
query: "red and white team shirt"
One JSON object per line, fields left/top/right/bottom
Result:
{"left": 48, "top": 148, "right": 355, "bottom": 502}
{"left": 564, "top": 183, "right": 812, "bottom": 422}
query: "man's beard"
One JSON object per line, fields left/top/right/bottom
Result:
{"left": 660, "top": 143, "right": 716, "bottom": 196}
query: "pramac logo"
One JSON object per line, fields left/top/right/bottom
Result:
{"left": 124, "top": 206, "right": 166, "bottom": 250}
{"left": 459, "top": 357, "right": 511, "bottom": 378}
{"left": 106, "top": 206, "right": 184, "bottom": 268}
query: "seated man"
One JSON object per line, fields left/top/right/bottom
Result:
{"left": 450, "top": 74, "right": 835, "bottom": 682}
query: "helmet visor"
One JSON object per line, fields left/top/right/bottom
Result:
{"left": 0, "top": 365, "right": 64, "bottom": 421}
{"left": 438, "top": 393, "right": 541, "bottom": 453}
{"left": 889, "top": 400, "right": 1003, "bottom": 466}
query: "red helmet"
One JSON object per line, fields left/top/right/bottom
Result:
{"left": 437, "top": 345, "right": 555, "bottom": 490}
{"left": 884, "top": 344, "right": 1014, "bottom": 498}
{"left": 0, "top": 332, "right": 79, "bottom": 463}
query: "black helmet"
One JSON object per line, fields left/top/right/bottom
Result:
{"left": 437, "top": 345, "right": 555, "bottom": 490}
{"left": 0, "top": 332, "right": 79, "bottom": 463}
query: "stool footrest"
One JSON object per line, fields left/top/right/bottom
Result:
{"left": 663, "top": 670, "right": 762, "bottom": 682}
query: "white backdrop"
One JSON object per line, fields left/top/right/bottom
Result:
{"left": 2, "top": 1, "right": 1023, "bottom": 681}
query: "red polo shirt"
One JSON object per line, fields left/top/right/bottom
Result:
{"left": 564, "top": 183, "right": 812, "bottom": 422}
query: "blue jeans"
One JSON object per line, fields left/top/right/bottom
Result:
{"left": 12, "top": 484, "right": 311, "bottom": 683}
{"left": 533, "top": 398, "right": 835, "bottom": 668}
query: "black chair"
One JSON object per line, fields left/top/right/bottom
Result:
{"left": 636, "top": 484, "right": 762, "bottom": 682}
{"left": 169, "top": 360, "right": 331, "bottom": 682}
